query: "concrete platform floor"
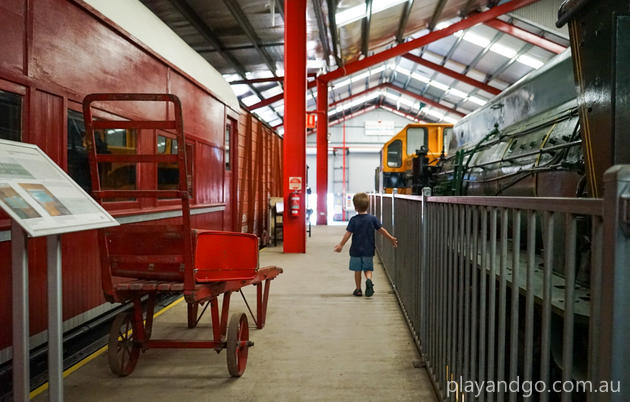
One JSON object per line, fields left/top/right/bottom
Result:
{"left": 35, "top": 225, "right": 436, "bottom": 401}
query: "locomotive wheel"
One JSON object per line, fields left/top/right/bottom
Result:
{"left": 226, "top": 313, "right": 249, "bottom": 377}
{"left": 108, "top": 311, "right": 141, "bottom": 377}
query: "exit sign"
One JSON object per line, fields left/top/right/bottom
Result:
{"left": 306, "top": 112, "right": 317, "bottom": 129}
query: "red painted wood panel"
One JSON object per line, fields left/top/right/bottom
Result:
{"left": 169, "top": 72, "right": 224, "bottom": 146}
{"left": 29, "top": 90, "right": 64, "bottom": 162}
{"left": 195, "top": 142, "right": 223, "bottom": 205}
{"left": 0, "top": 0, "right": 25, "bottom": 75}
{"left": 31, "top": 0, "right": 168, "bottom": 119}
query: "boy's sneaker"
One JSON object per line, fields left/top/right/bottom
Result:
{"left": 365, "top": 279, "right": 375, "bottom": 297}
{"left": 353, "top": 289, "right": 363, "bottom": 297}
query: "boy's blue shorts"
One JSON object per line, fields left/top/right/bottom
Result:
{"left": 349, "top": 256, "right": 374, "bottom": 271}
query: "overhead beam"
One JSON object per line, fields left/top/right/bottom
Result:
{"left": 402, "top": 53, "right": 501, "bottom": 95}
{"left": 383, "top": 82, "right": 465, "bottom": 117}
{"left": 230, "top": 74, "right": 316, "bottom": 85}
{"left": 485, "top": 43, "right": 532, "bottom": 83}
{"left": 196, "top": 42, "right": 284, "bottom": 53}
{"left": 485, "top": 18, "right": 566, "bottom": 54}
{"left": 248, "top": 80, "right": 317, "bottom": 111}
{"left": 169, "top": 0, "right": 247, "bottom": 77}
{"left": 361, "top": 0, "right": 373, "bottom": 56}
{"left": 169, "top": 0, "right": 283, "bottom": 121}
{"left": 223, "top": 0, "right": 278, "bottom": 74}
{"left": 461, "top": 0, "right": 476, "bottom": 17}
{"left": 396, "top": 0, "right": 414, "bottom": 43}
{"left": 328, "top": 105, "right": 378, "bottom": 127}
{"left": 428, "top": 0, "right": 448, "bottom": 31}
{"left": 312, "top": 0, "right": 332, "bottom": 66}
{"left": 320, "top": 0, "right": 539, "bottom": 83}
{"left": 275, "top": 0, "right": 284, "bottom": 20}
{"left": 326, "top": 0, "right": 343, "bottom": 66}
{"left": 327, "top": 82, "right": 466, "bottom": 117}
{"left": 380, "top": 103, "right": 432, "bottom": 123}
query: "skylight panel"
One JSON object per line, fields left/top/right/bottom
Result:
{"left": 242, "top": 94, "right": 261, "bottom": 106}
{"left": 517, "top": 54, "right": 544, "bottom": 69}
{"left": 336, "top": 0, "right": 407, "bottom": 26}
{"left": 468, "top": 96, "right": 487, "bottom": 106}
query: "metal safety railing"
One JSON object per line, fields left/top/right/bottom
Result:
{"left": 371, "top": 166, "right": 630, "bottom": 402}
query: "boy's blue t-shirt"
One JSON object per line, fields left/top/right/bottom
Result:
{"left": 346, "top": 213, "right": 383, "bottom": 257}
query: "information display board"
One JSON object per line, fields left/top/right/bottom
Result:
{"left": 0, "top": 139, "right": 118, "bottom": 237}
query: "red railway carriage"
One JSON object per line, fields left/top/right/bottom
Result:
{"left": 0, "top": 0, "right": 282, "bottom": 364}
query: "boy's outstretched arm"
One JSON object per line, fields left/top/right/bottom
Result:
{"left": 378, "top": 227, "right": 398, "bottom": 248}
{"left": 334, "top": 231, "right": 352, "bottom": 252}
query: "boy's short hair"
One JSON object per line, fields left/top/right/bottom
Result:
{"left": 353, "top": 192, "right": 369, "bottom": 212}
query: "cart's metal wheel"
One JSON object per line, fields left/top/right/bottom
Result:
{"left": 226, "top": 313, "right": 249, "bottom": 377}
{"left": 108, "top": 311, "right": 141, "bottom": 377}
{"left": 187, "top": 302, "right": 199, "bottom": 329}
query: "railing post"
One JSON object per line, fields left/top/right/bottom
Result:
{"left": 420, "top": 187, "right": 431, "bottom": 353}
{"left": 392, "top": 189, "right": 397, "bottom": 289}
{"left": 598, "top": 165, "right": 630, "bottom": 402}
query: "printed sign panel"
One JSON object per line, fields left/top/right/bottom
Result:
{"left": 306, "top": 113, "right": 317, "bottom": 129}
{"left": 288, "top": 176, "right": 302, "bottom": 191}
{"left": 0, "top": 139, "right": 118, "bottom": 237}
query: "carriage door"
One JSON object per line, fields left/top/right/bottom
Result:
{"left": 223, "top": 117, "right": 237, "bottom": 231}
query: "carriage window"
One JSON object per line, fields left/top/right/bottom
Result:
{"left": 406, "top": 126, "right": 427, "bottom": 155}
{"left": 157, "top": 135, "right": 193, "bottom": 197}
{"left": 94, "top": 127, "right": 137, "bottom": 198}
{"left": 225, "top": 122, "right": 231, "bottom": 171}
{"left": 67, "top": 110, "right": 91, "bottom": 193}
{"left": 387, "top": 139, "right": 402, "bottom": 168}
{"left": 157, "top": 135, "right": 179, "bottom": 191}
{"left": 0, "top": 91, "right": 22, "bottom": 142}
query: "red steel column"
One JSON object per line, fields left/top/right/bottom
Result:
{"left": 283, "top": 0, "right": 307, "bottom": 253}
{"left": 316, "top": 78, "right": 328, "bottom": 225}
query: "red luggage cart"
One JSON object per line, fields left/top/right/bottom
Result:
{"left": 83, "top": 93, "right": 282, "bottom": 377}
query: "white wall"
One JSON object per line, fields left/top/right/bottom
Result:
{"left": 307, "top": 108, "right": 414, "bottom": 215}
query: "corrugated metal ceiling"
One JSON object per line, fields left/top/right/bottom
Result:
{"left": 140, "top": 0, "right": 570, "bottom": 132}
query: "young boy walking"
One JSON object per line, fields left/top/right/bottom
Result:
{"left": 334, "top": 192, "right": 398, "bottom": 297}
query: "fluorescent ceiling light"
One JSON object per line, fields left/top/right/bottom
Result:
{"left": 242, "top": 94, "right": 261, "bottom": 106}
{"left": 454, "top": 31, "right": 490, "bottom": 48}
{"left": 467, "top": 96, "right": 487, "bottom": 106}
{"left": 223, "top": 74, "right": 241, "bottom": 82}
{"left": 261, "top": 86, "right": 282, "bottom": 98}
{"left": 332, "top": 78, "right": 351, "bottom": 89}
{"left": 517, "top": 54, "right": 544, "bottom": 69}
{"left": 490, "top": 43, "right": 517, "bottom": 58}
{"left": 448, "top": 88, "right": 467, "bottom": 98}
{"left": 351, "top": 71, "right": 371, "bottom": 83}
{"left": 444, "top": 116, "right": 458, "bottom": 124}
{"left": 336, "top": 4, "right": 366, "bottom": 26}
{"left": 412, "top": 72, "right": 430, "bottom": 83}
{"left": 336, "top": 0, "right": 408, "bottom": 27}
{"left": 434, "top": 21, "right": 452, "bottom": 30}
{"left": 430, "top": 80, "right": 449, "bottom": 91}
{"left": 332, "top": 68, "right": 381, "bottom": 89}
{"left": 455, "top": 30, "right": 544, "bottom": 70}
{"left": 425, "top": 108, "right": 445, "bottom": 119}
{"left": 231, "top": 84, "right": 251, "bottom": 97}
{"left": 395, "top": 65, "right": 411, "bottom": 76}
{"left": 398, "top": 97, "right": 416, "bottom": 108}
{"left": 372, "top": 65, "right": 386, "bottom": 74}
